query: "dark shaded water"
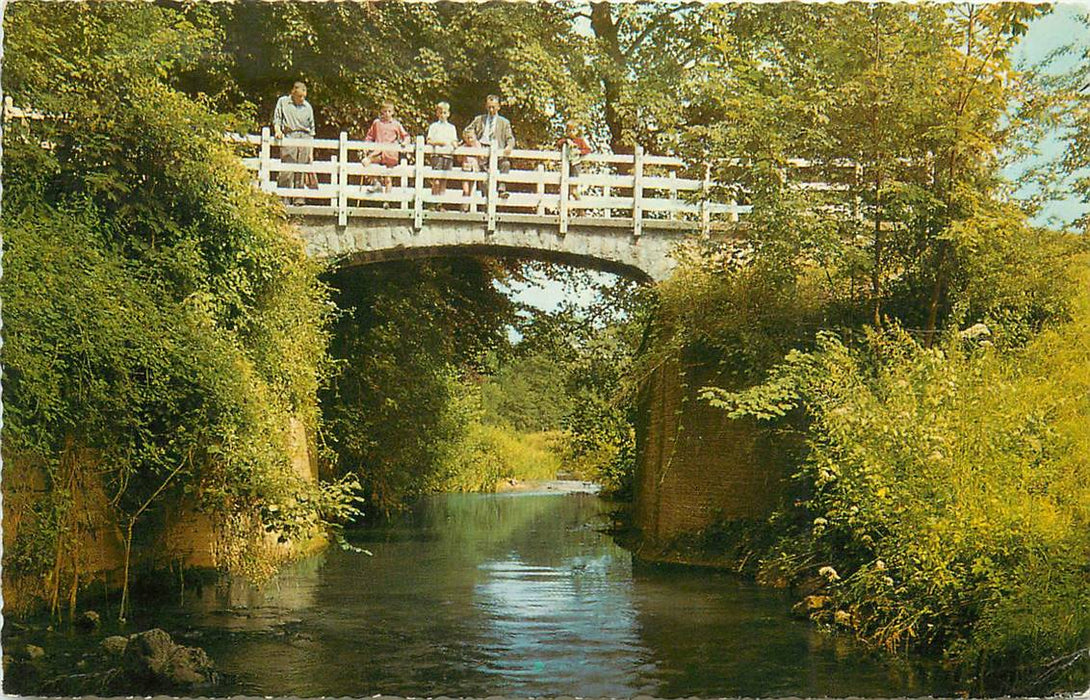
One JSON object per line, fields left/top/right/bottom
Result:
{"left": 10, "top": 487, "right": 960, "bottom": 696}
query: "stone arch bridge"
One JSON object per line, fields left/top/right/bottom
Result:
{"left": 236, "top": 129, "right": 750, "bottom": 282}
{"left": 235, "top": 130, "right": 843, "bottom": 556}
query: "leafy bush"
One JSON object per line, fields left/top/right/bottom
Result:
{"left": 703, "top": 261, "right": 1090, "bottom": 691}
{"left": 1, "top": 3, "right": 351, "bottom": 612}
{"left": 432, "top": 376, "right": 561, "bottom": 492}
{"left": 435, "top": 423, "right": 561, "bottom": 493}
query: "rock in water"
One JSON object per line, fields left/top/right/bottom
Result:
{"left": 120, "top": 628, "right": 214, "bottom": 688}
{"left": 76, "top": 610, "right": 101, "bottom": 631}
{"left": 101, "top": 636, "right": 129, "bottom": 657}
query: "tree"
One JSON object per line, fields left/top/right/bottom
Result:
{"left": 1056, "top": 12, "right": 1090, "bottom": 231}
{"left": 180, "top": 2, "right": 590, "bottom": 146}
{"left": 3, "top": 2, "right": 343, "bottom": 614}
{"left": 584, "top": 2, "right": 711, "bottom": 152}
{"left": 321, "top": 258, "right": 517, "bottom": 515}
{"left": 684, "top": 3, "right": 1063, "bottom": 340}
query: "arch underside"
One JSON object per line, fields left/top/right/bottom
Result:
{"left": 295, "top": 218, "right": 688, "bottom": 282}
{"left": 336, "top": 244, "right": 654, "bottom": 282}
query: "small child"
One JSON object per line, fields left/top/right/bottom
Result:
{"left": 460, "top": 128, "right": 483, "bottom": 210}
{"left": 557, "top": 120, "right": 592, "bottom": 199}
{"left": 426, "top": 101, "right": 457, "bottom": 202}
{"left": 362, "top": 101, "right": 410, "bottom": 194}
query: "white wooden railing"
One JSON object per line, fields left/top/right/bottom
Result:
{"left": 2, "top": 100, "right": 907, "bottom": 235}
{"left": 231, "top": 129, "right": 744, "bottom": 236}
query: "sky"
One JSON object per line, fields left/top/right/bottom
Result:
{"left": 510, "top": 3, "right": 1090, "bottom": 315}
{"left": 1009, "top": 2, "right": 1089, "bottom": 225}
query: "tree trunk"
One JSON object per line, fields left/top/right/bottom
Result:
{"left": 872, "top": 187, "right": 883, "bottom": 328}
{"left": 926, "top": 7, "right": 976, "bottom": 346}
{"left": 590, "top": 2, "right": 632, "bottom": 154}
{"left": 869, "top": 10, "right": 884, "bottom": 328}
{"left": 924, "top": 241, "right": 949, "bottom": 347}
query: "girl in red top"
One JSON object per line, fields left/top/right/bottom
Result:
{"left": 557, "top": 120, "right": 592, "bottom": 199}
{"left": 362, "top": 101, "right": 410, "bottom": 194}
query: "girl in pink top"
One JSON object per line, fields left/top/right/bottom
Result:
{"left": 362, "top": 101, "right": 410, "bottom": 193}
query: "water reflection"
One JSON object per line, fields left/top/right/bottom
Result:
{"left": 122, "top": 488, "right": 954, "bottom": 697}
{"left": 474, "top": 552, "right": 648, "bottom": 694}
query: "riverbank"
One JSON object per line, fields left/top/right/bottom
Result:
{"left": 630, "top": 266, "right": 1090, "bottom": 695}
{"left": 1, "top": 415, "right": 329, "bottom": 617}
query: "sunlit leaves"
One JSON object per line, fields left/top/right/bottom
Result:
{"left": 684, "top": 3, "right": 1052, "bottom": 332}
{"left": 2, "top": 2, "right": 342, "bottom": 581}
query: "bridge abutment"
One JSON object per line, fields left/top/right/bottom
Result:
{"left": 632, "top": 354, "right": 792, "bottom": 561}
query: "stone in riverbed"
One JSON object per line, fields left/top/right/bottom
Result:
{"left": 101, "top": 635, "right": 129, "bottom": 657}
{"left": 120, "top": 628, "right": 215, "bottom": 688}
{"left": 75, "top": 610, "right": 101, "bottom": 631}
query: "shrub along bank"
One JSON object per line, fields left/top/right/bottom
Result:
{"left": 1, "top": 4, "right": 360, "bottom": 617}
{"left": 694, "top": 258, "right": 1090, "bottom": 693}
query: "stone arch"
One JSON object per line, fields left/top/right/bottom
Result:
{"left": 292, "top": 216, "right": 693, "bottom": 283}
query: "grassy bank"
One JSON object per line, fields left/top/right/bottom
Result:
{"left": 433, "top": 424, "right": 562, "bottom": 492}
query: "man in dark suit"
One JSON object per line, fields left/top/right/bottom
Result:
{"left": 466, "top": 94, "right": 516, "bottom": 197}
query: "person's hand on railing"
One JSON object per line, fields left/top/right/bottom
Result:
{"left": 275, "top": 127, "right": 284, "bottom": 140}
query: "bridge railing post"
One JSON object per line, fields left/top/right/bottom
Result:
{"left": 559, "top": 143, "right": 570, "bottom": 236}
{"left": 701, "top": 161, "right": 712, "bottom": 235}
{"left": 400, "top": 147, "right": 409, "bottom": 211}
{"left": 469, "top": 168, "right": 480, "bottom": 214}
{"left": 536, "top": 164, "right": 545, "bottom": 216}
{"left": 668, "top": 169, "right": 678, "bottom": 220}
{"left": 487, "top": 144, "right": 498, "bottom": 232}
{"left": 338, "top": 131, "right": 348, "bottom": 226}
{"left": 603, "top": 168, "right": 612, "bottom": 219}
{"left": 413, "top": 135, "right": 425, "bottom": 230}
{"left": 259, "top": 127, "right": 273, "bottom": 192}
{"left": 632, "top": 145, "right": 644, "bottom": 238}
{"left": 330, "top": 154, "right": 339, "bottom": 213}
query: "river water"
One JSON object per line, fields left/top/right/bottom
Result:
{"left": 8, "top": 485, "right": 963, "bottom": 697}
{"left": 100, "top": 484, "right": 954, "bottom": 697}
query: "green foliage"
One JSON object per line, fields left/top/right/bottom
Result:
{"left": 182, "top": 2, "right": 590, "bottom": 145}
{"left": 435, "top": 422, "right": 561, "bottom": 493}
{"left": 651, "top": 242, "right": 826, "bottom": 382}
{"left": 686, "top": 3, "right": 1052, "bottom": 335}
{"left": 937, "top": 198, "right": 1080, "bottom": 346}
{"left": 481, "top": 353, "right": 573, "bottom": 433}
{"left": 583, "top": 2, "right": 716, "bottom": 151}
{"left": 702, "top": 259, "right": 1090, "bottom": 692}
{"left": 2, "top": 2, "right": 350, "bottom": 594}
{"left": 643, "top": 5, "right": 1085, "bottom": 689}
{"left": 321, "top": 259, "right": 516, "bottom": 514}
{"left": 504, "top": 268, "right": 652, "bottom": 498}
{"left": 1056, "top": 12, "right": 1090, "bottom": 230}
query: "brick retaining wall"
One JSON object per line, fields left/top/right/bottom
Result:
{"left": 633, "top": 355, "right": 789, "bottom": 549}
